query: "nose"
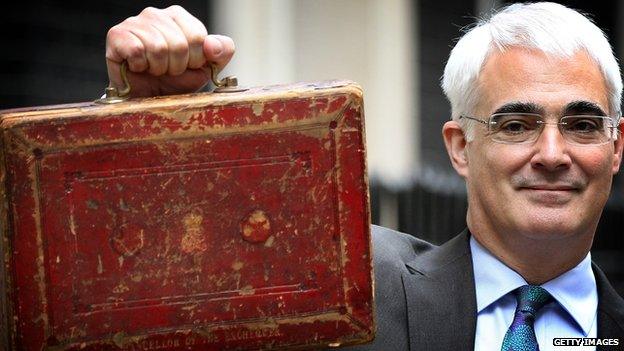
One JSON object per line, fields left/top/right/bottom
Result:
{"left": 529, "top": 124, "right": 572, "bottom": 171}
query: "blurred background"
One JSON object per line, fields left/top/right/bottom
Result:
{"left": 0, "top": 0, "right": 622, "bottom": 295}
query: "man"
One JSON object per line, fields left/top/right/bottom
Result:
{"left": 106, "top": 2, "right": 624, "bottom": 350}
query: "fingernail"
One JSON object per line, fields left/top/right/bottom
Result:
{"left": 208, "top": 35, "right": 223, "bottom": 57}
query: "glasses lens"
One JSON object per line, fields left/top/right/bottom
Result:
{"left": 489, "top": 113, "right": 541, "bottom": 143}
{"left": 560, "top": 116, "right": 613, "bottom": 145}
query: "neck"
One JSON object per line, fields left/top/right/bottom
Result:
{"left": 467, "top": 211, "right": 595, "bottom": 285}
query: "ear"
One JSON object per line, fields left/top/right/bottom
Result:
{"left": 612, "top": 120, "right": 624, "bottom": 174}
{"left": 442, "top": 120, "right": 469, "bottom": 179}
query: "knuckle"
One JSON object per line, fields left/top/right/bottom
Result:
{"left": 187, "top": 33, "right": 206, "bottom": 47}
{"left": 106, "top": 25, "right": 123, "bottom": 40}
{"left": 149, "top": 43, "right": 168, "bottom": 59}
{"left": 126, "top": 44, "right": 145, "bottom": 60}
{"left": 127, "top": 58, "right": 147, "bottom": 72}
{"left": 147, "top": 59, "right": 167, "bottom": 75}
{"left": 166, "top": 4, "right": 186, "bottom": 14}
{"left": 140, "top": 6, "right": 161, "bottom": 17}
{"left": 170, "top": 41, "right": 189, "bottom": 56}
{"left": 123, "top": 16, "right": 139, "bottom": 24}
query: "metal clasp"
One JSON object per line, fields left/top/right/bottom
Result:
{"left": 208, "top": 64, "right": 247, "bottom": 93}
{"left": 95, "top": 61, "right": 131, "bottom": 104}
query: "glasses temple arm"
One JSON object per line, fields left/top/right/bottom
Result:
{"left": 459, "top": 115, "right": 489, "bottom": 125}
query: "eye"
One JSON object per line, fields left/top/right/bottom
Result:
{"left": 492, "top": 115, "right": 538, "bottom": 134}
{"left": 499, "top": 120, "right": 531, "bottom": 133}
{"left": 564, "top": 117, "right": 602, "bottom": 133}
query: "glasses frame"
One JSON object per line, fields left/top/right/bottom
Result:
{"left": 459, "top": 112, "right": 621, "bottom": 146}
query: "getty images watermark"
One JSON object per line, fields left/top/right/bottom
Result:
{"left": 553, "top": 338, "right": 620, "bottom": 347}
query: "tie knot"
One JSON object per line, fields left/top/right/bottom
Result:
{"left": 515, "top": 285, "right": 552, "bottom": 316}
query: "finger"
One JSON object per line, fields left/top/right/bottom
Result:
{"left": 106, "top": 22, "right": 149, "bottom": 73}
{"left": 139, "top": 7, "right": 190, "bottom": 76}
{"left": 106, "top": 24, "right": 150, "bottom": 91}
{"left": 106, "top": 59, "right": 153, "bottom": 98}
{"left": 119, "top": 14, "right": 170, "bottom": 76}
{"left": 166, "top": 5, "right": 209, "bottom": 69}
{"left": 203, "top": 34, "right": 235, "bottom": 70}
{"left": 155, "top": 68, "right": 212, "bottom": 95}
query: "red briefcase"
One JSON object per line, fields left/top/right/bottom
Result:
{"left": 0, "top": 78, "right": 373, "bottom": 350}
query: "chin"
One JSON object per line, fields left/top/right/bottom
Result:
{"left": 513, "top": 213, "right": 586, "bottom": 241}
{"left": 517, "top": 227, "right": 578, "bottom": 241}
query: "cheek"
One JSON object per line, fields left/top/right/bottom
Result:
{"left": 574, "top": 148, "right": 614, "bottom": 180}
{"left": 473, "top": 142, "right": 531, "bottom": 180}
{"left": 465, "top": 143, "right": 530, "bottom": 208}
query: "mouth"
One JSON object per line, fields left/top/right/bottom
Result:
{"left": 518, "top": 185, "right": 580, "bottom": 205}
{"left": 521, "top": 185, "right": 578, "bottom": 191}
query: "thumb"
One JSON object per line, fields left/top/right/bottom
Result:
{"left": 203, "top": 35, "right": 235, "bottom": 70}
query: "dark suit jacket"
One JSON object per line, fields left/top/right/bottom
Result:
{"left": 346, "top": 225, "right": 624, "bottom": 350}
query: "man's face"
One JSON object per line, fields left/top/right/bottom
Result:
{"left": 461, "top": 48, "right": 623, "bottom": 241}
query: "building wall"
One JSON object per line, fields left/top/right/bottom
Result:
{"left": 212, "top": 0, "right": 418, "bottom": 192}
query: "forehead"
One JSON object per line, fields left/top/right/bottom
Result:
{"left": 475, "top": 47, "right": 610, "bottom": 116}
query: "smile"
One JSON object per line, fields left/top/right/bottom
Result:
{"left": 519, "top": 186, "right": 579, "bottom": 206}
{"left": 522, "top": 186, "right": 577, "bottom": 191}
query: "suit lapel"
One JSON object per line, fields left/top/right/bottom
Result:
{"left": 398, "top": 230, "right": 624, "bottom": 350}
{"left": 402, "top": 230, "right": 476, "bottom": 351}
{"left": 594, "top": 263, "right": 624, "bottom": 342}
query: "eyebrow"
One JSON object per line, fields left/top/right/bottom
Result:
{"left": 491, "top": 100, "right": 607, "bottom": 117}
{"left": 563, "top": 100, "right": 607, "bottom": 116}
{"left": 492, "top": 102, "right": 544, "bottom": 115}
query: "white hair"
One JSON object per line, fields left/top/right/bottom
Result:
{"left": 441, "top": 2, "right": 622, "bottom": 141}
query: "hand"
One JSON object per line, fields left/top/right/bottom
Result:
{"left": 105, "top": 5, "right": 235, "bottom": 98}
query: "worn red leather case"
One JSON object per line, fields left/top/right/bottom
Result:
{"left": 0, "top": 81, "right": 373, "bottom": 350}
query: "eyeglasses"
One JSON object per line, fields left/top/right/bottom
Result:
{"left": 459, "top": 113, "right": 619, "bottom": 146}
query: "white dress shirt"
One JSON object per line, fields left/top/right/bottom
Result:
{"left": 471, "top": 236, "right": 598, "bottom": 351}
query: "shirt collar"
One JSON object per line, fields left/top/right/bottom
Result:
{"left": 470, "top": 236, "right": 597, "bottom": 336}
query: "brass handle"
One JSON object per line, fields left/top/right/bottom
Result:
{"left": 95, "top": 61, "right": 131, "bottom": 104}
{"left": 117, "top": 61, "right": 132, "bottom": 96}
{"left": 207, "top": 64, "right": 247, "bottom": 93}
{"left": 209, "top": 63, "right": 237, "bottom": 88}
{"left": 95, "top": 61, "right": 247, "bottom": 104}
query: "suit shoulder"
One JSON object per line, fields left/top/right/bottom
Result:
{"left": 593, "top": 262, "right": 624, "bottom": 336}
{"left": 345, "top": 226, "right": 436, "bottom": 350}
{"left": 371, "top": 225, "right": 436, "bottom": 269}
